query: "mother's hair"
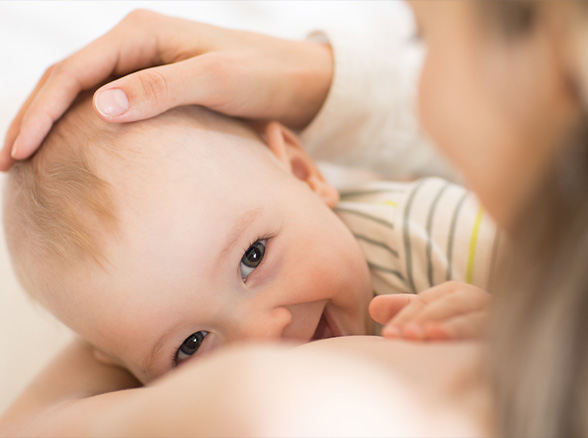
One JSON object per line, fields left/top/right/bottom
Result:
{"left": 481, "top": 2, "right": 588, "bottom": 437}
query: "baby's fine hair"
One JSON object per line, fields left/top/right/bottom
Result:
{"left": 3, "top": 94, "right": 120, "bottom": 297}
{"left": 3, "top": 94, "right": 261, "bottom": 298}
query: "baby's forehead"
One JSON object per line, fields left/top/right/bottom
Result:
{"left": 108, "top": 106, "right": 264, "bottom": 163}
{"left": 86, "top": 105, "right": 264, "bottom": 187}
{"left": 96, "top": 109, "right": 283, "bottom": 227}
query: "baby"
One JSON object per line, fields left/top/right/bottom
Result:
{"left": 3, "top": 94, "right": 497, "bottom": 383}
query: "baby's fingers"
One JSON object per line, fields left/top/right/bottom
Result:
{"left": 381, "top": 311, "right": 487, "bottom": 341}
{"left": 409, "top": 289, "right": 490, "bottom": 325}
{"left": 379, "top": 298, "right": 432, "bottom": 340}
{"left": 369, "top": 294, "right": 417, "bottom": 325}
{"left": 380, "top": 294, "right": 433, "bottom": 328}
{"left": 425, "top": 311, "right": 488, "bottom": 340}
{"left": 378, "top": 282, "right": 464, "bottom": 328}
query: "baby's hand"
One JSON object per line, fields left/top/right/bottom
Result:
{"left": 369, "top": 281, "right": 491, "bottom": 341}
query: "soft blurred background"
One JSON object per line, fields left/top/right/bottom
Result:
{"left": 0, "top": 0, "right": 414, "bottom": 413}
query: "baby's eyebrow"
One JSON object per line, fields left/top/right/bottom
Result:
{"left": 218, "top": 206, "right": 265, "bottom": 261}
{"left": 142, "top": 206, "right": 265, "bottom": 375}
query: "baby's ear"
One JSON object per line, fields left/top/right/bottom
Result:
{"left": 263, "top": 122, "right": 339, "bottom": 207}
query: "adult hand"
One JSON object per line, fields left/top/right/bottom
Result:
{"left": 369, "top": 281, "right": 491, "bottom": 341}
{"left": 1, "top": 9, "right": 333, "bottom": 170}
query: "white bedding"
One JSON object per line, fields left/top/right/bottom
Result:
{"left": 0, "top": 0, "right": 412, "bottom": 413}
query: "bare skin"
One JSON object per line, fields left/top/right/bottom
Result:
{"left": 0, "top": 9, "right": 333, "bottom": 168}
{"left": 0, "top": 337, "right": 491, "bottom": 437}
{"left": 2, "top": 1, "right": 586, "bottom": 436}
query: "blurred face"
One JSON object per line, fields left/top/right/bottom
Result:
{"left": 43, "top": 112, "right": 373, "bottom": 382}
{"left": 410, "top": 1, "right": 579, "bottom": 229}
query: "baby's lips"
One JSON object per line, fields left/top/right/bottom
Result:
{"left": 310, "top": 308, "right": 342, "bottom": 342}
{"left": 311, "top": 311, "right": 329, "bottom": 341}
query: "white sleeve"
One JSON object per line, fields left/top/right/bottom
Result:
{"left": 300, "top": 24, "right": 457, "bottom": 182}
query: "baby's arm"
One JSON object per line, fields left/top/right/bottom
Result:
{"left": 0, "top": 339, "right": 139, "bottom": 436}
{"left": 370, "top": 281, "right": 491, "bottom": 341}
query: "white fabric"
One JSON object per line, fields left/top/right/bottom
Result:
{"left": 336, "top": 178, "right": 500, "bottom": 296}
{"left": 301, "top": 28, "right": 457, "bottom": 182}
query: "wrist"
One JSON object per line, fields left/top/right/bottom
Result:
{"left": 280, "top": 39, "right": 333, "bottom": 130}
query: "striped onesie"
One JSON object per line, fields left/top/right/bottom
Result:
{"left": 335, "top": 177, "right": 500, "bottom": 295}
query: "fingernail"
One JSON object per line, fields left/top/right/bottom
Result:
{"left": 404, "top": 323, "right": 425, "bottom": 339}
{"left": 95, "top": 89, "right": 129, "bottom": 117}
{"left": 382, "top": 325, "right": 400, "bottom": 337}
{"left": 11, "top": 136, "right": 20, "bottom": 159}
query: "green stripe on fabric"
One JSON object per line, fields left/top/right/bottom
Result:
{"left": 488, "top": 230, "right": 501, "bottom": 288}
{"left": 426, "top": 182, "right": 450, "bottom": 287}
{"left": 465, "top": 206, "right": 484, "bottom": 284}
{"left": 446, "top": 191, "right": 469, "bottom": 281}
{"left": 340, "top": 188, "right": 405, "bottom": 200}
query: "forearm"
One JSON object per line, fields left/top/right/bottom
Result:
{"left": 0, "top": 339, "right": 139, "bottom": 435}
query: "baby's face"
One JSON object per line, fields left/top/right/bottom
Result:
{"left": 43, "top": 111, "right": 373, "bottom": 382}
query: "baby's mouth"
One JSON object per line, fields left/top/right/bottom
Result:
{"left": 311, "top": 308, "right": 342, "bottom": 341}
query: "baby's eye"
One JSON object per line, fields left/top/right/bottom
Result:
{"left": 240, "top": 239, "right": 266, "bottom": 281}
{"left": 176, "top": 331, "right": 208, "bottom": 363}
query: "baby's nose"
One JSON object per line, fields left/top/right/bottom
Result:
{"left": 235, "top": 307, "right": 292, "bottom": 341}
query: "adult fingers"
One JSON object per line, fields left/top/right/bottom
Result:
{"left": 5, "top": 10, "right": 163, "bottom": 163}
{"left": 0, "top": 65, "right": 56, "bottom": 170}
{"left": 369, "top": 294, "right": 417, "bottom": 325}
{"left": 9, "top": 65, "right": 90, "bottom": 161}
{"left": 93, "top": 53, "right": 233, "bottom": 123}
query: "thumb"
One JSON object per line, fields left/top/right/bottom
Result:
{"left": 369, "top": 294, "right": 416, "bottom": 325}
{"left": 93, "top": 55, "right": 221, "bottom": 123}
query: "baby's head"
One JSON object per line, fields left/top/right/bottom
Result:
{"left": 3, "top": 95, "right": 372, "bottom": 382}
